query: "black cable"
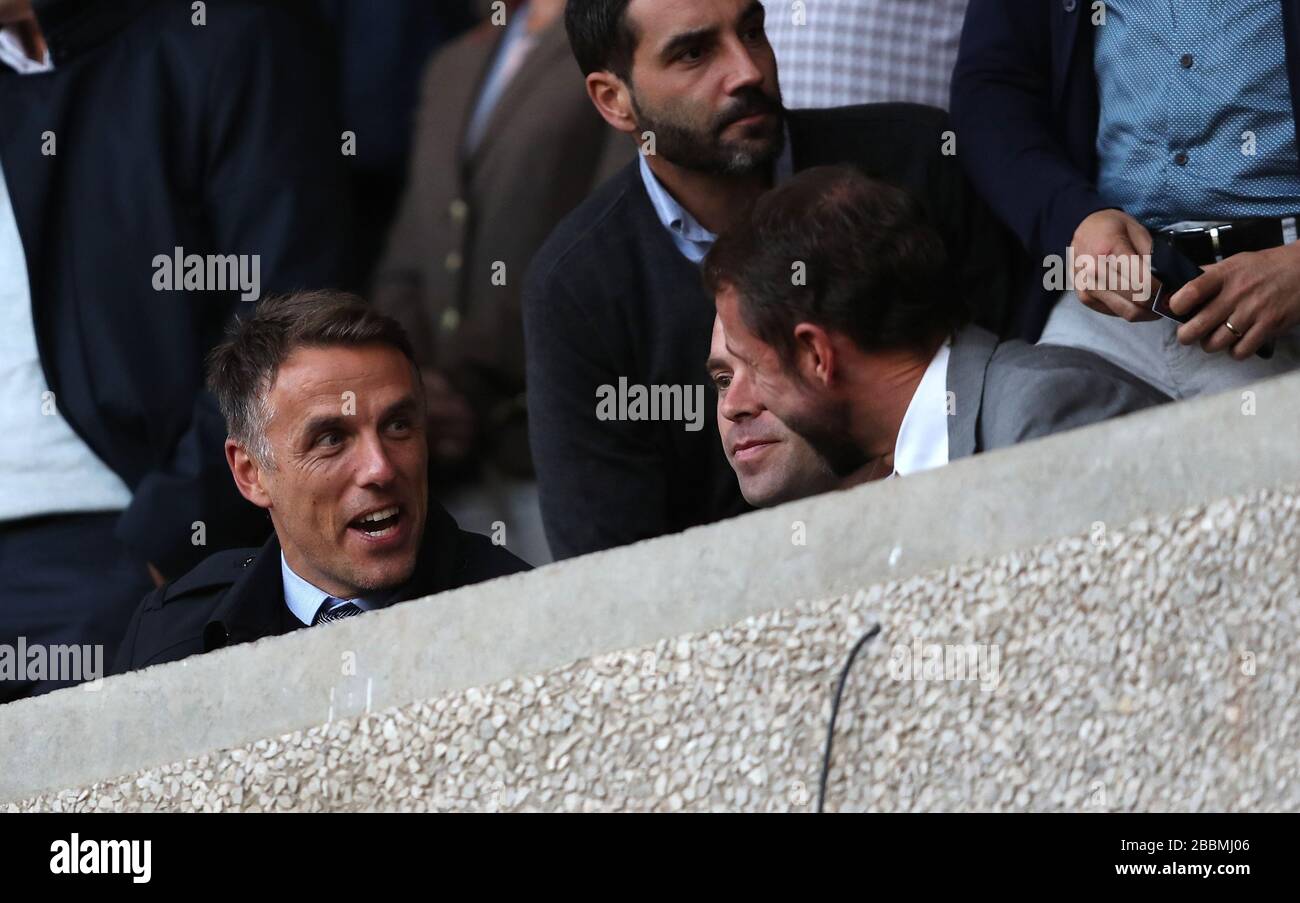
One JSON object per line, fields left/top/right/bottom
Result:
{"left": 816, "top": 622, "right": 882, "bottom": 813}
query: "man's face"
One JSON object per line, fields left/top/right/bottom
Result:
{"left": 624, "top": 0, "right": 785, "bottom": 175}
{"left": 714, "top": 285, "right": 868, "bottom": 477}
{"left": 708, "top": 317, "right": 840, "bottom": 507}
{"left": 256, "top": 344, "right": 429, "bottom": 599}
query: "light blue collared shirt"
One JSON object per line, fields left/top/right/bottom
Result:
{"left": 637, "top": 126, "right": 795, "bottom": 264}
{"left": 281, "top": 552, "right": 388, "bottom": 626}
{"left": 1094, "top": 0, "right": 1300, "bottom": 227}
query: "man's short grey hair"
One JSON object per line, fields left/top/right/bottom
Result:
{"left": 205, "top": 290, "right": 420, "bottom": 468}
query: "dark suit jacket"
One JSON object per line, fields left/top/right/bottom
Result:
{"left": 946, "top": 324, "right": 1171, "bottom": 457}
{"left": 112, "top": 503, "right": 529, "bottom": 674}
{"left": 1, "top": 0, "right": 353, "bottom": 577}
{"left": 950, "top": 0, "right": 1300, "bottom": 336}
{"left": 525, "top": 103, "right": 1022, "bottom": 560}
{"left": 372, "top": 17, "right": 632, "bottom": 476}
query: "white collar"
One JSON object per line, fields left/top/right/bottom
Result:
{"left": 892, "top": 340, "right": 952, "bottom": 477}
{"left": 0, "top": 27, "right": 52, "bottom": 74}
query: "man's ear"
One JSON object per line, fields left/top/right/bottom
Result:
{"left": 792, "top": 322, "right": 838, "bottom": 388}
{"left": 225, "top": 439, "right": 272, "bottom": 510}
{"left": 585, "top": 71, "right": 638, "bottom": 134}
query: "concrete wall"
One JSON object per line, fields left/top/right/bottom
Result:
{"left": 5, "top": 372, "right": 1299, "bottom": 811}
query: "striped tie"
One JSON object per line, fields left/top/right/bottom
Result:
{"left": 312, "top": 599, "right": 363, "bottom": 626}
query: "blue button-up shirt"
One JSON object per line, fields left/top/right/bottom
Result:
{"left": 1094, "top": 0, "right": 1300, "bottom": 228}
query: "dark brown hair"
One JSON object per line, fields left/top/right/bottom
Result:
{"left": 702, "top": 165, "right": 967, "bottom": 363}
{"left": 565, "top": 0, "right": 639, "bottom": 78}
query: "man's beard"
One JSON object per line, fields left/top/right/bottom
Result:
{"left": 777, "top": 396, "right": 871, "bottom": 479}
{"left": 631, "top": 85, "right": 786, "bottom": 176}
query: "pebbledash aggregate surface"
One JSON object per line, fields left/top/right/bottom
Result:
{"left": 12, "top": 484, "right": 1299, "bottom": 812}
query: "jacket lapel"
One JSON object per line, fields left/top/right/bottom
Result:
{"left": 465, "top": 19, "right": 572, "bottom": 168}
{"left": 203, "top": 533, "right": 288, "bottom": 651}
{"left": 945, "top": 324, "right": 1000, "bottom": 460}
{"left": 1052, "top": 0, "right": 1086, "bottom": 109}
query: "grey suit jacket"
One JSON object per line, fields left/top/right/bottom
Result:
{"left": 946, "top": 325, "right": 1171, "bottom": 459}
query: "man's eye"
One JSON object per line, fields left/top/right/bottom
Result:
{"left": 743, "top": 26, "right": 765, "bottom": 42}
{"left": 713, "top": 374, "right": 732, "bottom": 391}
{"left": 387, "top": 418, "right": 411, "bottom": 434}
{"left": 679, "top": 46, "right": 703, "bottom": 63}
{"left": 316, "top": 431, "right": 343, "bottom": 448}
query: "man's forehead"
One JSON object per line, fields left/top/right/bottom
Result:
{"left": 268, "top": 346, "right": 415, "bottom": 407}
{"left": 629, "top": 0, "right": 750, "bottom": 45}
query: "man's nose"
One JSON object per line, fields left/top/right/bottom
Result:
{"left": 722, "top": 37, "right": 764, "bottom": 94}
{"left": 355, "top": 432, "right": 397, "bottom": 486}
{"left": 719, "top": 374, "right": 760, "bottom": 422}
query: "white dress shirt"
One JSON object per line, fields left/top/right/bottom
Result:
{"left": 0, "top": 26, "right": 51, "bottom": 74}
{"left": 890, "top": 339, "right": 952, "bottom": 478}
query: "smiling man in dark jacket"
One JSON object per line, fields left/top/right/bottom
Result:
{"left": 0, "top": 0, "right": 353, "bottom": 701}
{"left": 113, "top": 292, "right": 529, "bottom": 675}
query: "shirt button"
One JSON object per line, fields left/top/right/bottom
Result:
{"left": 1179, "top": 53, "right": 1194, "bottom": 69}
{"left": 1174, "top": 152, "right": 1189, "bottom": 166}
{"left": 1063, "top": 0, "right": 1077, "bottom": 11}
{"left": 449, "top": 199, "right": 469, "bottom": 222}
{"left": 440, "top": 307, "right": 461, "bottom": 333}
{"left": 445, "top": 251, "right": 463, "bottom": 273}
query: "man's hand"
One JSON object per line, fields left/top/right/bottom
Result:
{"left": 421, "top": 369, "right": 476, "bottom": 463}
{"left": 147, "top": 563, "right": 166, "bottom": 588}
{"left": 1170, "top": 242, "right": 1300, "bottom": 359}
{"left": 1070, "top": 209, "right": 1159, "bottom": 321}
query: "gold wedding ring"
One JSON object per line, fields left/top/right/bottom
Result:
{"left": 1224, "top": 319, "right": 1243, "bottom": 338}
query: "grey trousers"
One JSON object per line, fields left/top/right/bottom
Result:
{"left": 1038, "top": 292, "right": 1300, "bottom": 400}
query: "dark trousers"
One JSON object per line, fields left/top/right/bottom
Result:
{"left": 0, "top": 511, "right": 152, "bottom": 704}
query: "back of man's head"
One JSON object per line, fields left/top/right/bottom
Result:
{"left": 702, "top": 165, "right": 967, "bottom": 362}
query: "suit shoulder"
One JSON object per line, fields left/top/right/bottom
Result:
{"left": 992, "top": 341, "right": 1168, "bottom": 397}
{"left": 159, "top": 547, "right": 261, "bottom": 606}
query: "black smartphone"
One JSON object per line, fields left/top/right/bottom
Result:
{"left": 1147, "top": 235, "right": 1274, "bottom": 359}
{"left": 1148, "top": 236, "right": 1203, "bottom": 324}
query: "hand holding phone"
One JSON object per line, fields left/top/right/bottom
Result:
{"left": 1148, "top": 235, "right": 1274, "bottom": 359}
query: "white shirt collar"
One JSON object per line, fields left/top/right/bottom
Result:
{"left": 0, "top": 27, "right": 53, "bottom": 74}
{"left": 280, "top": 552, "right": 375, "bottom": 626}
{"left": 892, "top": 339, "right": 952, "bottom": 477}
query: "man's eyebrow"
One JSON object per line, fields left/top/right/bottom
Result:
{"left": 738, "top": 0, "right": 764, "bottom": 26}
{"left": 660, "top": 25, "right": 716, "bottom": 61}
{"left": 299, "top": 413, "right": 344, "bottom": 442}
{"left": 297, "top": 395, "right": 419, "bottom": 441}
{"left": 724, "top": 339, "right": 751, "bottom": 367}
{"left": 379, "top": 395, "right": 420, "bottom": 421}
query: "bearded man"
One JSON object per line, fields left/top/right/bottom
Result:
{"left": 522, "top": 0, "right": 1019, "bottom": 559}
